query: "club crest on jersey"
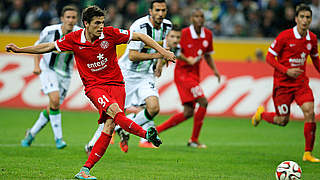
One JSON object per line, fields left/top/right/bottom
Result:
{"left": 307, "top": 43, "right": 312, "bottom": 50}
{"left": 100, "top": 41, "right": 109, "bottom": 49}
{"left": 202, "top": 40, "right": 208, "bottom": 47}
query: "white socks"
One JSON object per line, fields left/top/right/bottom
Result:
{"left": 88, "top": 123, "right": 104, "bottom": 147}
{"left": 30, "top": 110, "right": 49, "bottom": 137}
{"left": 49, "top": 109, "right": 62, "bottom": 140}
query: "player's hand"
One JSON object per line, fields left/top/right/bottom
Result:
{"left": 6, "top": 43, "right": 20, "bottom": 53}
{"left": 33, "top": 66, "right": 42, "bottom": 75}
{"left": 286, "top": 68, "right": 304, "bottom": 78}
{"left": 215, "top": 72, "right": 221, "bottom": 83}
{"left": 154, "top": 66, "right": 162, "bottom": 77}
{"left": 162, "top": 50, "right": 176, "bottom": 63}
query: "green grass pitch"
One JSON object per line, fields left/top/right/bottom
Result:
{"left": 0, "top": 108, "right": 319, "bottom": 179}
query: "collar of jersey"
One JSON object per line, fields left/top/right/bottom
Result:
{"left": 80, "top": 28, "right": 104, "bottom": 43}
{"left": 293, "top": 26, "right": 310, "bottom": 40}
{"left": 189, "top": 24, "right": 205, "bottom": 39}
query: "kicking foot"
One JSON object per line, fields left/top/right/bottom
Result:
{"left": 303, "top": 151, "right": 320, "bottom": 162}
{"left": 21, "top": 129, "right": 34, "bottom": 147}
{"left": 252, "top": 106, "right": 264, "bottom": 127}
{"left": 139, "top": 141, "right": 158, "bottom": 148}
{"left": 117, "top": 129, "right": 130, "bottom": 153}
{"left": 74, "top": 167, "right": 96, "bottom": 180}
{"left": 146, "top": 127, "right": 162, "bottom": 147}
{"left": 187, "top": 140, "right": 207, "bottom": 148}
{"left": 55, "top": 138, "right": 67, "bottom": 149}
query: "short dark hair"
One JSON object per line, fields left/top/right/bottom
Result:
{"left": 82, "top": 5, "right": 105, "bottom": 25}
{"left": 61, "top": 5, "right": 78, "bottom": 17}
{"left": 171, "top": 25, "right": 181, "bottom": 32}
{"left": 150, "top": 0, "right": 166, "bottom": 9}
{"left": 295, "top": 3, "right": 312, "bottom": 17}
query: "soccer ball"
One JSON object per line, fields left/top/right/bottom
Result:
{"left": 275, "top": 161, "right": 302, "bottom": 180}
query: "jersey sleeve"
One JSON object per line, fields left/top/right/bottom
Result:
{"left": 54, "top": 32, "right": 74, "bottom": 52}
{"left": 268, "top": 33, "right": 285, "bottom": 56}
{"left": 127, "top": 23, "right": 144, "bottom": 50}
{"left": 205, "top": 31, "right": 214, "bottom": 55}
{"left": 109, "top": 27, "right": 132, "bottom": 45}
{"left": 34, "top": 27, "right": 50, "bottom": 45}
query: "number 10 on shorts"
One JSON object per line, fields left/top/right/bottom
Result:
{"left": 98, "top": 95, "right": 109, "bottom": 107}
{"left": 277, "top": 104, "right": 289, "bottom": 115}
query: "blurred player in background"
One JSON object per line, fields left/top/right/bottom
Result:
{"left": 85, "top": 0, "right": 172, "bottom": 152}
{"left": 21, "top": 5, "right": 81, "bottom": 149}
{"left": 252, "top": 4, "right": 320, "bottom": 162}
{"left": 156, "top": 8, "right": 221, "bottom": 148}
{"left": 6, "top": 5, "right": 174, "bottom": 179}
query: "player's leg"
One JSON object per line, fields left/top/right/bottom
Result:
{"left": 300, "top": 102, "right": 319, "bottom": 162}
{"left": 75, "top": 119, "right": 115, "bottom": 180}
{"left": 188, "top": 97, "right": 208, "bottom": 148}
{"left": 295, "top": 86, "right": 320, "bottom": 162}
{"left": 47, "top": 91, "right": 67, "bottom": 149}
{"left": 156, "top": 102, "right": 192, "bottom": 133}
{"left": 137, "top": 96, "right": 160, "bottom": 147}
{"left": 21, "top": 109, "right": 50, "bottom": 147}
{"left": 253, "top": 87, "right": 292, "bottom": 126}
{"left": 85, "top": 123, "right": 104, "bottom": 156}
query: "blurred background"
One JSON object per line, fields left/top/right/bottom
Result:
{"left": 0, "top": 0, "right": 319, "bottom": 37}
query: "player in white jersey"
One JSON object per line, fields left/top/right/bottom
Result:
{"left": 84, "top": 0, "right": 172, "bottom": 153}
{"left": 21, "top": 5, "right": 81, "bottom": 149}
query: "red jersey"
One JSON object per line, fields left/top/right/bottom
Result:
{"left": 55, "top": 26, "right": 131, "bottom": 91}
{"left": 175, "top": 25, "right": 214, "bottom": 82}
{"left": 267, "top": 26, "right": 319, "bottom": 87}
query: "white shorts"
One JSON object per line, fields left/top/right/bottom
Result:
{"left": 39, "top": 68, "right": 71, "bottom": 104}
{"left": 124, "top": 72, "right": 158, "bottom": 109}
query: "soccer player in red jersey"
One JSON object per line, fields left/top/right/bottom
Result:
{"left": 251, "top": 4, "right": 320, "bottom": 162}
{"left": 6, "top": 5, "right": 175, "bottom": 179}
{"left": 156, "top": 9, "right": 221, "bottom": 148}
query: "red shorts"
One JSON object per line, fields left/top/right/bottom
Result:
{"left": 85, "top": 85, "right": 125, "bottom": 124}
{"left": 272, "top": 85, "right": 314, "bottom": 116}
{"left": 175, "top": 79, "right": 204, "bottom": 104}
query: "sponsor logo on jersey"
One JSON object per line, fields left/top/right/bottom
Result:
{"left": 289, "top": 52, "right": 306, "bottom": 66}
{"left": 87, "top": 53, "right": 108, "bottom": 71}
{"left": 100, "top": 41, "right": 109, "bottom": 49}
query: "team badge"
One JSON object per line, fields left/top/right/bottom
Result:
{"left": 100, "top": 41, "right": 109, "bottom": 49}
{"left": 307, "top": 43, "right": 312, "bottom": 50}
{"left": 202, "top": 40, "right": 208, "bottom": 47}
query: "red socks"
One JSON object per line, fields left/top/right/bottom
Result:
{"left": 191, "top": 106, "right": 206, "bottom": 142}
{"left": 156, "top": 113, "right": 187, "bottom": 133}
{"left": 304, "top": 122, "right": 316, "bottom": 152}
{"left": 84, "top": 132, "right": 111, "bottom": 169}
{"left": 113, "top": 112, "right": 146, "bottom": 139}
{"left": 261, "top": 112, "right": 276, "bottom": 124}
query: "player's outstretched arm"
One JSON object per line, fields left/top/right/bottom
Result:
{"left": 131, "top": 32, "right": 175, "bottom": 63}
{"left": 6, "top": 42, "right": 56, "bottom": 54}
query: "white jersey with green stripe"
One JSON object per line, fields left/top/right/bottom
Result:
{"left": 35, "top": 24, "right": 81, "bottom": 78}
{"left": 118, "top": 15, "right": 172, "bottom": 75}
